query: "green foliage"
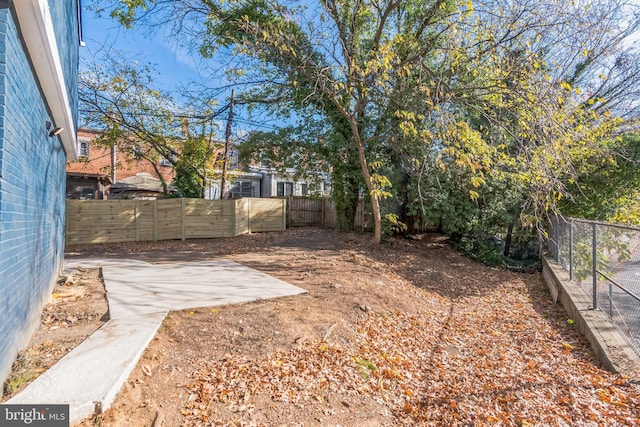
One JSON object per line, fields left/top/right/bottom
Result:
{"left": 238, "top": 119, "right": 363, "bottom": 230}
{"left": 91, "top": 0, "right": 640, "bottom": 245}
{"left": 560, "top": 133, "right": 640, "bottom": 225}
{"left": 568, "top": 225, "right": 632, "bottom": 282}
{"left": 354, "top": 358, "right": 377, "bottom": 379}
{"left": 173, "top": 134, "right": 216, "bottom": 198}
{"left": 80, "top": 51, "right": 221, "bottom": 197}
{"left": 382, "top": 213, "right": 407, "bottom": 240}
{"left": 457, "top": 237, "right": 506, "bottom": 267}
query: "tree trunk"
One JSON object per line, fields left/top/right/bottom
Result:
{"left": 332, "top": 172, "right": 359, "bottom": 232}
{"left": 354, "top": 137, "right": 382, "bottom": 244}
{"left": 503, "top": 222, "right": 514, "bottom": 258}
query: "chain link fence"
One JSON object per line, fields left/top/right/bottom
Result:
{"left": 549, "top": 216, "right": 640, "bottom": 357}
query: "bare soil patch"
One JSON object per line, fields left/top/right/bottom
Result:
{"left": 1, "top": 268, "right": 108, "bottom": 399}
{"left": 5, "top": 228, "right": 639, "bottom": 426}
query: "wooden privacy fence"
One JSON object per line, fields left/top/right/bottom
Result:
{"left": 65, "top": 198, "right": 286, "bottom": 245}
{"left": 288, "top": 197, "right": 371, "bottom": 230}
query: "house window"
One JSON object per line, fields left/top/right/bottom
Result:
{"left": 229, "top": 150, "right": 239, "bottom": 170}
{"left": 231, "top": 181, "right": 253, "bottom": 198}
{"left": 159, "top": 152, "right": 176, "bottom": 166}
{"left": 132, "top": 144, "right": 143, "bottom": 159}
{"left": 80, "top": 187, "right": 94, "bottom": 200}
{"left": 301, "top": 183, "right": 308, "bottom": 196}
{"left": 277, "top": 182, "right": 293, "bottom": 197}
{"left": 241, "top": 182, "right": 252, "bottom": 197}
{"left": 78, "top": 141, "right": 89, "bottom": 158}
{"left": 260, "top": 152, "right": 271, "bottom": 168}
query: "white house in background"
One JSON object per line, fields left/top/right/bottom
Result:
{"left": 251, "top": 165, "right": 331, "bottom": 197}
{"left": 204, "top": 168, "right": 331, "bottom": 199}
{"left": 205, "top": 145, "right": 332, "bottom": 199}
{"left": 204, "top": 170, "right": 263, "bottom": 200}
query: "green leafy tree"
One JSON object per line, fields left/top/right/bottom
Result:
{"left": 394, "top": 0, "right": 640, "bottom": 255}
{"left": 80, "top": 51, "right": 221, "bottom": 197}
{"left": 91, "top": 0, "right": 640, "bottom": 245}
{"left": 238, "top": 119, "right": 362, "bottom": 231}
{"left": 560, "top": 133, "right": 640, "bottom": 224}
{"left": 173, "top": 133, "right": 218, "bottom": 198}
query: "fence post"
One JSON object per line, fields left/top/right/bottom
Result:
{"left": 247, "top": 198, "right": 252, "bottom": 234}
{"left": 569, "top": 219, "right": 574, "bottom": 280}
{"left": 181, "top": 198, "right": 186, "bottom": 241}
{"left": 134, "top": 200, "right": 140, "bottom": 242}
{"left": 321, "top": 198, "right": 325, "bottom": 228}
{"left": 555, "top": 216, "right": 560, "bottom": 263}
{"left": 592, "top": 222, "right": 598, "bottom": 309}
{"left": 153, "top": 201, "right": 158, "bottom": 241}
{"left": 282, "top": 198, "right": 287, "bottom": 231}
{"left": 232, "top": 199, "right": 237, "bottom": 237}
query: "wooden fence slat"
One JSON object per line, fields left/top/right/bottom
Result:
{"left": 67, "top": 196, "right": 370, "bottom": 245}
{"left": 286, "top": 196, "right": 370, "bottom": 229}
{"left": 66, "top": 198, "right": 287, "bottom": 245}
{"left": 135, "top": 201, "right": 139, "bottom": 242}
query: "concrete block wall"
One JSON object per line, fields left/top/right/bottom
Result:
{"left": 0, "top": 2, "right": 77, "bottom": 385}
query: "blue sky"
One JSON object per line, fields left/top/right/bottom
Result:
{"left": 79, "top": 6, "right": 285, "bottom": 135}
{"left": 80, "top": 7, "right": 250, "bottom": 135}
{"left": 80, "top": 7, "right": 207, "bottom": 96}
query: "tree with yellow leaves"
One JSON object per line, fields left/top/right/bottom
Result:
{"left": 92, "top": 0, "right": 640, "bottom": 245}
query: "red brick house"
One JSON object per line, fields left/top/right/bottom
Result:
{"left": 66, "top": 129, "right": 175, "bottom": 199}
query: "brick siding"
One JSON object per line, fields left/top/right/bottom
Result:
{"left": 0, "top": 3, "right": 78, "bottom": 384}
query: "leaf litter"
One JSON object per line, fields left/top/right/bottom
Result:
{"left": 65, "top": 229, "right": 639, "bottom": 426}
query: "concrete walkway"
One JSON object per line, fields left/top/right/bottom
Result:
{"left": 8, "top": 258, "right": 306, "bottom": 424}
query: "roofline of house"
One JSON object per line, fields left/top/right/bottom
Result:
{"left": 109, "top": 186, "right": 176, "bottom": 194}
{"left": 77, "top": 0, "right": 85, "bottom": 47}
{"left": 14, "top": 0, "right": 78, "bottom": 161}
{"left": 77, "top": 128, "right": 100, "bottom": 135}
{"left": 66, "top": 171, "right": 112, "bottom": 183}
{"left": 207, "top": 170, "right": 263, "bottom": 179}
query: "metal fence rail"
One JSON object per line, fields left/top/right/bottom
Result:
{"left": 549, "top": 217, "right": 640, "bottom": 357}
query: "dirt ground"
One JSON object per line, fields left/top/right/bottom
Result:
{"left": 4, "top": 228, "right": 640, "bottom": 426}
{"left": 1, "top": 268, "right": 108, "bottom": 399}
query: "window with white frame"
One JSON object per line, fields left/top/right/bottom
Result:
{"left": 260, "top": 152, "right": 271, "bottom": 168}
{"left": 229, "top": 149, "right": 239, "bottom": 170}
{"left": 277, "top": 182, "right": 293, "bottom": 197}
{"left": 78, "top": 140, "right": 89, "bottom": 158}
{"left": 231, "top": 181, "right": 253, "bottom": 198}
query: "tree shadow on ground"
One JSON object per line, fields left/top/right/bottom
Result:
{"left": 65, "top": 227, "right": 605, "bottom": 369}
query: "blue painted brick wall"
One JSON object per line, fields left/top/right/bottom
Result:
{"left": 0, "top": 3, "right": 78, "bottom": 384}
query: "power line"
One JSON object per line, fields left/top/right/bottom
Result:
{"left": 78, "top": 103, "right": 231, "bottom": 121}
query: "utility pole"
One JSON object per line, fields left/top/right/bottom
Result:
{"left": 220, "top": 89, "right": 234, "bottom": 200}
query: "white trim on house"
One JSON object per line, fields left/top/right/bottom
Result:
{"left": 14, "top": 0, "right": 78, "bottom": 161}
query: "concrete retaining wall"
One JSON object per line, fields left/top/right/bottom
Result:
{"left": 542, "top": 257, "right": 640, "bottom": 375}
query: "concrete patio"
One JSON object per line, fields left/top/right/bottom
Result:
{"left": 7, "top": 258, "right": 306, "bottom": 424}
